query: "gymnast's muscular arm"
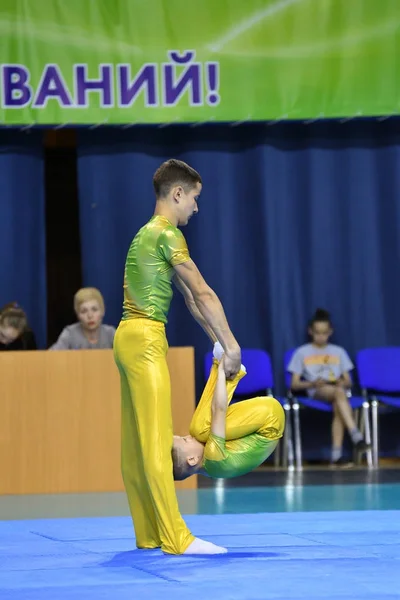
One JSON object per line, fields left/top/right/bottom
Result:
{"left": 173, "top": 273, "right": 217, "bottom": 344}
{"left": 173, "top": 260, "right": 241, "bottom": 379}
{"left": 210, "top": 358, "right": 228, "bottom": 438}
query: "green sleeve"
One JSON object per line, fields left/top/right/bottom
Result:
{"left": 158, "top": 226, "right": 190, "bottom": 266}
{"left": 204, "top": 433, "right": 227, "bottom": 463}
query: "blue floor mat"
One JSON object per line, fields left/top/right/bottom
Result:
{"left": 0, "top": 510, "right": 399, "bottom": 600}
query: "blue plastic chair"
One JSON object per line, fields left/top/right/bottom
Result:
{"left": 204, "top": 348, "right": 294, "bottom": 469}
{"left": 356, "top": 347, "right": 400, "bottom": 468}
{"left": 284, "top": 348, "right": 371, "bottom": 469}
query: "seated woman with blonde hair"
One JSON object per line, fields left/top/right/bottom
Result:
{"left": 50, "top": 287, "right": 115, "bottom": 350}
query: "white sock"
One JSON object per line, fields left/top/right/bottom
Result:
{"left": 183, "top": 537, "right": 228, "bottom": 555}
{"left": 213, "top": 341, "right": 247, "bottom": 374}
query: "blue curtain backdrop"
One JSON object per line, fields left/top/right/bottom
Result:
{"left": 0, "top": 130, "right": 46, "bottom": 348}
{"left": 77, "top": 120, "right": 400, "bottom": 456}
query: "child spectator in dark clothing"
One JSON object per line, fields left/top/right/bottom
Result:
{"left": 0, "top": 302, "right": 37, "bottom": 350}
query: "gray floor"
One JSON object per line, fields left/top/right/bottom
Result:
{"left": 1, "top": 467, "right": 400, "bottom": 520}
{"left": 0, "top": 491, "right": 130, "bottom": 520}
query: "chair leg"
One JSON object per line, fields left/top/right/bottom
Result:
{"left": 285, "top": 405, "right": 295, "bottom": 470}
{"left": 274, "top": 440, "right": 281, "bottom": 467}
{"left": 362, "top": 400, "right": 373, "bottom": 469}
{"left": 281, "top": 404, "right": 294, "bottom": 470}
{"left": 353, "top": 408, "right": 361, "bottom": 465}
{"left": 292, "top": 400, "right": 302, "bottom": 470}
{"left": 355, "top": 408, "right": 361, "bottom": 432}
{"left": 274, "top": 403, "right": 292, "bottom": 469}
{"left": 371, "top": 397, "right": 379, "bottom": 468}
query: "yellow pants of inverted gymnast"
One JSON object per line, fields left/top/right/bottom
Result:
{"left": 190, "top": 360, "right": 285, "bottom": 444}
{"left": 113, "top": 318, "right": 194, "bottom": 555}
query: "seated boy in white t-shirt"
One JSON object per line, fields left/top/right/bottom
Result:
{"left": 288, "top": 308, "right": 370, "bottom": 467}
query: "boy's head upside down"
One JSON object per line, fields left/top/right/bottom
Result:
{"left": 172, "top": 435, "right": 205, "bottom": 481}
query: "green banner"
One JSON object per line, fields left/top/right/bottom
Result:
{"left": 0, "top": 0, "right": 399, "bottom": 125}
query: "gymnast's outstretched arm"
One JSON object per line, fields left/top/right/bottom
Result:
{"left": 173, "top": 261, "right": 241, "bottom": 380}
{"left": 173, "top": 273, "right": 217, "bottom": 344}
{"left": 210, "top": 358, "right": 229, "bottom": 438}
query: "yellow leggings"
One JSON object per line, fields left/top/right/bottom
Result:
{"left": 190, "top": 360, "right": 285, "bottom": 443}
{"left": 113, "top": 319, "right": 194, "bottom": 555}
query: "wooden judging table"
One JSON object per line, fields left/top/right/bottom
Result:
{"left": 0, "top": 348, "right": 197, "bottom": 495}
